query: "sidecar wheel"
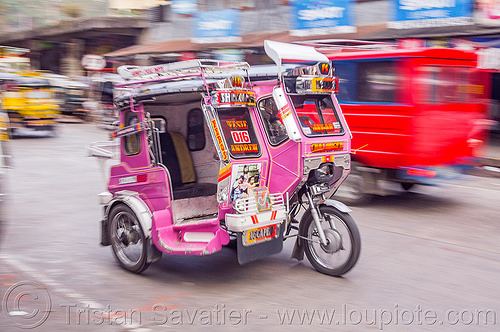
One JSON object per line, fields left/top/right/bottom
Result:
{"left": 109, "top": 204, "right": 150, "bottom": 273}
{"left": 302, "top": 206, "right": 361, "bottom": 277}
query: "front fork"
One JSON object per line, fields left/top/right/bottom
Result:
{"left": 304, "top": 190, "right": 328, "bottom": 246}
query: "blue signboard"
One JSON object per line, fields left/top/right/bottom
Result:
{"left": 171, "top": 0, "right": 197, "bottom": 15}
{"left": 388, "top": 0, "right": 474, "bottom": 29}
{"left": 290, "top": 0, "right": 356, "bottom": 36}
{"left": 192, "top": 9, "right": 241, "bottom": 44}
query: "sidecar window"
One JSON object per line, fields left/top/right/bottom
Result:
{"left": 257, "top": 97, "right": 288, "bottom": 146}
{"left": 216, "top": 107, "right": 261, "bottom": 159}
{"left": 123, "top": 111, "right": 141, "bottom": 156}
{"left": 187, "top": 108, "right": 205, "bottom": 151}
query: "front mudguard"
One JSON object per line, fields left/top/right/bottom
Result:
{"left": 290, "top": 199, "right": 351, "bottom": 261}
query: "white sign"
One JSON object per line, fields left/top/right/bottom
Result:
{"left": 81, "top": 54, "right": 106, "bottom": 70}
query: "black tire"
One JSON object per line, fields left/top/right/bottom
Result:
{"left": 109, "top": 204, "right": 150, "bottom": 273}
{"left": 336, "top": 163, "right": 372, "bottom": 206}
{"left": 302, "top": 206, "right": 361, "bottom": 277}
{"left": 342, "top": 172, "right": 372, "bottom": 205}
{"left": 9, "top": 127, "right": 18, "bottom": 139}
{"left": 49, "top": 125, "right": 58, "bottom": 138}
{"left": 401, "top": 182, "right": 414, "bottom": 191}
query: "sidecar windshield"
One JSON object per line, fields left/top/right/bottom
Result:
{"left": 215, "top": 107, "right": 261, "bottom": 159}
{"left": 290, "top": 95, "right": 345, "bottom": 137}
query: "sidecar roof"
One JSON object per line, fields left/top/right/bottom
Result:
{"left": 117, "top": 60, "right": 250, "bottom": 81}
{"left": 223, "top": 63, "right": 303, "bottom": 82}
{"left": 114, "top": 59, "right": 251, "bottom": 111}
{"left": 246, "top": 64, "right": 303, "bottom": 81}
{"left": 114, "top": 78, "right": 213, "bottom": 110}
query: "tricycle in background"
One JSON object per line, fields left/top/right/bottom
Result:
{"left": 0, "top": 73, "right": 59, "bottom": 136}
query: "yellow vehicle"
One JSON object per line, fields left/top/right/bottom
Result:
{"left": 0, "top": 107, "right": 9, "bottom": 142}
{"left": 0, "top": 73, "right": 60, "bottom": 136}
{"left": 0, "top": 106, "right": 9, "bottom": 163}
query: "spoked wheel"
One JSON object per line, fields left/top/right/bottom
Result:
{"left": 303, "top": 206, "right": 361, "bottom": 276}
{"left": 109, "top": 204, "right": 150, "bottom": 273}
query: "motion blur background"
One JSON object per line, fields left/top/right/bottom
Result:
{"left": 1, "top": 2, "right": 500, "bottom": 331}
{"left": 2, "top": 0, "right": 499, "bottom": 174}
{"left": 1, "top": 0, "right": 500, "bottom": 132}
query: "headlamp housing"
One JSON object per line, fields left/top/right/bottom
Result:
{"left": 307, "top": 162, "right": 335, "bottom": 185}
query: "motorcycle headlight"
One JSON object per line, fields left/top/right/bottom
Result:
{"left": 307, "top": 162, "right": 334, "bottom": 184}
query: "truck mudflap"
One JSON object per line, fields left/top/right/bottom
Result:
{"left": 236, "top": 223, "right": 284, "bottom": 265}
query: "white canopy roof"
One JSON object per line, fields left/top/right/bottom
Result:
{"left": 264, "top": 40, "right": 329, "bottom": 74}
{"left": 117, "top": 59, "right": 250, "bottom": 81}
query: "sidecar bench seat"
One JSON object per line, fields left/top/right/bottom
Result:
{"left": 159, "top": 131, "right": 217, "bottom": 200}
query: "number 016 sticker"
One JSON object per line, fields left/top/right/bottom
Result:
{"left": 231, "top": 131, "right": 250, "bottom": 143}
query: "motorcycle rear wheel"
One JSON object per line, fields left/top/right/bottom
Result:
{"left": 302, "top": 206, "right": 361, "bottom": 276}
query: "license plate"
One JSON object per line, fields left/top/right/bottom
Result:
{"left": 246, "top": 225, "right": 276, "bottom": 245}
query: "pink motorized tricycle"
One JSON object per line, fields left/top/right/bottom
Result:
{"left": 90, "top": 41, "right": 360, "bottom": 276}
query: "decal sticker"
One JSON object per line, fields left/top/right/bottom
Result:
{"left": 218, "top": 163, "right": 232, "bottom": 182}
{"left": 278, "top": 104, "right": 292, "bottom": 120}
{"left": 312, "top": 123, "right": 334, "bottom": 132}
{"left": 230, "top": 75, "right": 244, "bottom": 88}
{"left": 230, "top": 144, "right": 259, "bottom": 154}
{"left": 311, "top": 122, "right": 341, "bottom": 133}
{"left": 211, "top": 119, "right": 228, "bottom": 161}
{"left": 310, "top": 141, "right": 344, "bottom": 153}
{"left": 226, "top": 120, "right": 248, "bottom": 130}
{"left": 230, "top": 163, "right": 261, "bottom": 203}
{"left": 253, "top": 187, "right": 272, "bottom": 212}
{"left": 111, "top": 122, "right": 146, "bottom": 138}
{"left": 312, "top": 77, "right": 335, "bottom": 92}
{"left": 319, "top": 62, "right": 331, "bottom": 75}
{"left": 231, "top": 131, "right": 250, "bottom": 143}
{"left": 214, "top": 90, "right": 255, "bottom": 106}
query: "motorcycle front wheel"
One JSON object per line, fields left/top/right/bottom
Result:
{"left": 302, "top": 206, "right": 361, "bottom": 276}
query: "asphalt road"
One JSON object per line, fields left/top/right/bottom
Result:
{"left": 1, "top": 123, "right": 499, "bottom": 332}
